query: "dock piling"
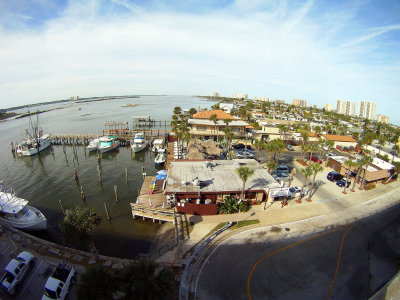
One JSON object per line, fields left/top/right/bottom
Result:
{"left": 59, "top": 200, "right": 66, "bottom": 216}
{"left": 114, "top": 185, "right": 118, "bottom": 202}
{"left": 80, "top": 186, "right": 86, "bottom": 200}
{"left": 104, "top": 203, "right": 111, "bottom": 220}
{"left": 73, "top": 168, "right": 79, "bottom": 181}
{"left": 125, "top": 168, "right": 128, "bottom": 182}
{"left": 97, "top": 165, "right": 102, "bottom": 182}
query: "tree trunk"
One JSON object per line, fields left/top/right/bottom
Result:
{"left": 343, "top": 172, "right": 350, "bottom": 193}
{"left": 351, "top": 168, "right": 361, "bottom": 192}
{"left": 308, "top": 173, "right": 318, "bottom": 200}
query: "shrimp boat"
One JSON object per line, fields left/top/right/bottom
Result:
{"left": 16, "top": 113, "right": 51, "bottom": 156}
{"left": 152, "top": 139, "right": 165, "bottom": 153}
{"left": 97, "top": 136, "right": 121, "bottom": 153}
{"left": 86, "top": 138, "right": 101, "bottom": 152}
{"left": 131, "top": 133, "right": 148, "bottom": 153}
{"left": 0, "top": 183, "right": 47, "bottom": 231}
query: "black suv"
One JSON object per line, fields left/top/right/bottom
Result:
{"left": 327, "top": 171, "right": 343, "bottom": 182}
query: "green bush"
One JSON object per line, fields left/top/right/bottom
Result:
{"left": 218, "top": 196, "right": 249, "bottom": 214}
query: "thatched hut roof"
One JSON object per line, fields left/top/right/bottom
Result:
{"left": 187, "top": 151, "right": 206, "bottom": 160}
{"left": 205, "top": 145, "right": 223, "bottom": 156}
{"left": 201, "top": 139, "right": 216, "bottom": 148}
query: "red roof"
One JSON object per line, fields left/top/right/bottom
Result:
{"left": 192, "top": 110, "right": 237, "bottom": 120}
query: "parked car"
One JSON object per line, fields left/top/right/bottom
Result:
{"left": 42, "top": 262, "right": 76, "bottom": 300}
{"left": 235, "top": 150, "right": 255, "bottom": 159}
{"left": 286, "top": 144, "right": 294, "bottom": 151}
{"left": 336, "top": 179, "right": 351, "bottom": 188}
{"left": 272, "top": 172, "right": 291, "bottom": 182}
{"left": 1, "top": 251, "right": 35, "bottom": 295}
{"left": 232, "top": 143, "right": 254, "bottom": 150}
{"left": 327, "top": 171, "right": 343, "bottom": 182}
{"left": 310, "top": 156, "right": 323, "bottom": 164}
{"left": 276, "top": 165, "right": 290, "bottom": 173}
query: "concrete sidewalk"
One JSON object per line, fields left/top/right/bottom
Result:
{"left": 156, "top": 176, "right": 400, "bottom": 265}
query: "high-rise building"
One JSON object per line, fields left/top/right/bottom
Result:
{"left": 336, "top": 100, "right": 356, "bottom": 116}
{"left": 292, "top": 99, "right": 307, "bottom": 107}
{"left": 359, "top": 101, "right": 376, "bottom": 120}
{"left": 275, "top": 99, "right": 285, "bottom": 104}
{"left": 376, "top": 114, "right": 389, "bottom": 124}
{"left": 324, "top": 104, "right": 332, "bottom": 111}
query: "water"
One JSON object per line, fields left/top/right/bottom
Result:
{"left": 0, "top": 95, "right": 214, "bottom": 258}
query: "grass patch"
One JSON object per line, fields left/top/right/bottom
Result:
{"left": 231, "top": 219, "right": 260, "bottom": 230}
{"left": 205, "top": 222, "right": 230, "bottom": 238}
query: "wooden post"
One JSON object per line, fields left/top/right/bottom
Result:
{"left": 80, "top": 186, "right": 86, "bottom": 200}
{"left": 104, "top": 203, "right": 111, "bottom": 220}
{"left": 125, "top": 168, "right": 128, "bottom": 182}
{"left": 97, "top": 165, "right": 102, "bottom": 182}
{"left": 97, "top": 154, "right": 101, "bottom": 164}
{"left": 59, "top": 200, "right": 66, "bottom": 216}
{"left": 73, "top": 168, "right": 78, "bottom": 181}
{"left": 114, "top": 185, "right": 118, "bottom": 202}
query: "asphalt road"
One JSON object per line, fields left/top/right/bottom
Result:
{"left": 193, "top": 202, "right": 400, "bottom": 300}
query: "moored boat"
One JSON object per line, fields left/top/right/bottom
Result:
{"left": 154, "top": 149, "right": 167, "bottom": 165}
{"left": 152, "top": 139, "right": 165, "bottom": 153}
{"left": 0, "top": 184, "right": 47, "bottom": 231}
{"left": 131, "top": 133, "right": 148, "bottom": 153}
{"left": 98, "top": 136, "right": 120, "bottom": 153}
{"left": 86, "top": 138, "right": 100, "bottom": 152}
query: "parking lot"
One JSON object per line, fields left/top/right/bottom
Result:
{"left": 0, "top": 235, "right": 78, "bottom": 300}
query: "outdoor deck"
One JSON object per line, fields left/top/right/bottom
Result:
{"left": 131, "top": 175, "right": 175, "bottom": 222}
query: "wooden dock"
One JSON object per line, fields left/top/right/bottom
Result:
{"left": 131, "top": 176, "right": 175, "bottom": 223}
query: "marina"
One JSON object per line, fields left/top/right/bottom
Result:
{"left": 0, "top": 95, "right": 214, "bottom": 258}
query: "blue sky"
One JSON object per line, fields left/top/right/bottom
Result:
{"left": 0, "top": 0, "right": 399, "bottom": 124}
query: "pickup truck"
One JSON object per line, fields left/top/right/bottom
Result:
{"left": 0, "top": 251, "right": 35, "bottom": 295}
{"left": 42, "top": 262, "right": 76, "bottom": 300}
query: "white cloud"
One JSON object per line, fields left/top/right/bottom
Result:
{"left": 0, "top": 0, "right": 399, "bottom": 123}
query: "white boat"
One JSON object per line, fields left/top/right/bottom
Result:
{"left": 152, "top": 139, "right": 165, "bottom": 153}
{"left": 16, "top": 134, "right": 51, "bottom": 156}
{"left": 0, "top": 185, "right": 47, "bottom": 231}
{"left": 97, "top": 136, "right": 121, "bottom": 153}
{"left": 86, "top": 138, "right": 100, "bottom": 152}
{"left": 131, "top": 133, "right": 148, "bottom": 153}
{"left": 154, "top": 150, "right": 167, "bottom": 165}
{"left": 16, "top": 113, "right": 51, "bottom": 156}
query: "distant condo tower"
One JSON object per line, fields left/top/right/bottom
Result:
{"left": 359, "top": 101, "right": 376, "bottom": 120}
{"left": 324, "top": 103, "right": 332, "bottom": 111}
{"left": 292, "top": 98, "right": 307, "bottom": 107}
{"left": 336, "top": 100, "right": 356, "bottom": 116}
{"left": 376, "top": 114, "right": 389, "bottom": 124}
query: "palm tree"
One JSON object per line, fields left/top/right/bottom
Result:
{"left": 209, "top": 114, "right": 218, "bottom": 142}
{"left": 298, "top": 166, "right": 312, "bottom": 203}
{"left": 120, "top": 257, "right": 175, "bottom": 300}
{"left": 188, "top": 107, "right": 197, "bottom": 117}
{"left": 235, "top": 166, "right": 255, "bottom": 202}
{"left": 350, "top": 156, "right": 372, "bottom": 192}
{"left": 173, "top": 106, "right": 182, "bottom": 116}
{"left": 78, "top": 265, "right": 116, "bottom": 300}
{"left": 222, "top": 127, "right": 234, "bottom": 157}
{"left": 59, "top": 206, "right": 101, "bottom": 253}
{"left": 266, "top": 160, "right": 278, "bottom": 173}
{"left": 342, "top": 159, "right": 357, "bottom": 194}
{"left": 300, "top": 131, "right": 309, "bottom": 145}
{"left": 218, "top": 196, "right": 248, "bottom": 214}
{"left": 264, "top": 141, "right": 275, "bottom": 163}
{"left": 272, "top": 139, "right": 286, "bottom": 162}
{"left": 378, "top": 137, "right": 386, "bottom": 154}
{"left": 307, "top": 163, "right": 325, "bottom": 201}
{"left": 392, "top": 145, "right": 400, "bottom": 163}
{"left": 314, "top": 126, "right": 322, "bottom": 136}
{"left": 307, "top": 143, "right": 319, "bottom": 161}
{"left": 253, "top": 139, "right": 265, "bottom": 160}
{"left": 277, "top": 124, "right": 286, "bottom": 139}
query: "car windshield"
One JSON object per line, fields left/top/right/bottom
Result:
{"left": 44, "top": 288, "right": 58, "bottom": 299}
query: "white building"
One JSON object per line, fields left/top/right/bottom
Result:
{"left": 359, "top": 101, "right": 376, "bottom": 120}
{"left": 336, "top": 100, "right": 356, "bottom": 116}
{"left": 376, "top": 114, "right": 389, "bottom": 124}
{"left": 324, "top": 104, "right": 332, "bottom": 111}
{"left": 293, "top": 99, "right": 307, "bottom": 107}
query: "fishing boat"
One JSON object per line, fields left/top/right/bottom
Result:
{"left": 154, "top": 149, "right": 167, "bottom": 165}
{"left": 97, "top": 136, "right": 120, "bottom": 153}
{"left": 86, "top": 138, "right": 100, "bottom": 152}
{"left": 131, "top": 133, "right": 148, "bottom": 153}
{"left": 0, "top": 183, "right": 47, "bottom": 231}
{"left": 16, "top": 113, "right": 51, "bottom": 156}
{"left": 152, "top": 139, "right": 165, "bottom": 153}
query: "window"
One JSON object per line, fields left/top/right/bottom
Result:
{"left": 196, "top": 126, "right": 207, "bottom": 131}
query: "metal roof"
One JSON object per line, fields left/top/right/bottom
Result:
{"left": 0, "top": 192, "right": 27, "bottom": 214}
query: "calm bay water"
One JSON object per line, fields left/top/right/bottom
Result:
{"left": 0, "top": 95, "right": 213, "bottom": 258}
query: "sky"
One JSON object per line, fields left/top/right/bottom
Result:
{"left": 0, "top": 0, "right": 399, "bottom": 123}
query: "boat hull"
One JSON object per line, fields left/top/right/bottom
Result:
{"left": 17, "top": 139, "right": 51, "bottom": 156}
{"left": 131, "top": 143, "right": 147, "bottom": 153}
{"left": 98, "top": 141, "right": 120, "bottom": 153}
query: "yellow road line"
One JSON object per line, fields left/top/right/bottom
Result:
{"left": 324, "top": 224, "right": 355, "bottom": 300}
{"left": 247, "top": 226, "right": 348, "bottom": 300}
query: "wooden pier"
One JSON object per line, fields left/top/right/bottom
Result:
{"left": 131, "top": 176, "right": 175, "bottom": 223}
